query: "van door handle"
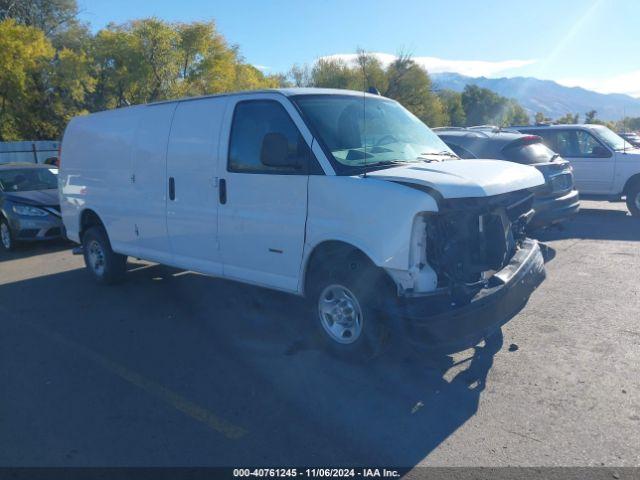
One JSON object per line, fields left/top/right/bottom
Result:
{"left": 219, "top": 178, "right": 227, "bottom": 204}
{"left": 169, "top": 176, "right": 175, "bottom": 201}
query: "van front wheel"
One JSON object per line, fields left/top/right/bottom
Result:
{"left": 626, "top": 183, "right": 640, "bottom": 217}
{"left": 82, "top": 226, "right": 127, "bottom": 285}
{"left": 308, "top": 254, "right": 388, "bottom": 359}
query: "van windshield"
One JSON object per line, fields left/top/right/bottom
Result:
{"left": 292, "top": 94, "right": 457, "bottom": 174}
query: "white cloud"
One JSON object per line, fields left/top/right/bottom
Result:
{"left": 320, "top": 52, "right": 536, "bottom": 78}
{"left": 558, "top": 71, "right": 640, "bottom": 99}
{"left": 254, "top": 65, "right": 270, "bottom": 71}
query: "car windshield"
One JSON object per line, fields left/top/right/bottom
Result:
{"left": 292, "top": 94, "right": 457, "bottom": 173}
{"left": 590, "top": 125, "right": 628, "bottom": 151}
{"left": 0, "top": 167, "right": 58, "bottom": 192}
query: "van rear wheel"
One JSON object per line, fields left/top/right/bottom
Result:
{"left": 82, "top": 226, "right": 127, "bottom": 284}
{"left": 308, "top": 252, "right": 389, "bottom": 360}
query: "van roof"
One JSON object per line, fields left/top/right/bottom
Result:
{"left": 70, "top": 88, "right": 388, "bottom": 121}
{"left": 148, "top": 87, "right": 382, "bottom": 106}
{"left": 146, "top": 87, "right": 380, "bottom": 106}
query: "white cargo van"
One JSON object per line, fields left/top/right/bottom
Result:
{"left": 60, "top": 88, "right": 546, "bottom": 356}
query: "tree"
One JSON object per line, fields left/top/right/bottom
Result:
{"left": 287, "top": 63, "right": 311, "bottom": 87}
{"left": 0, "top": 19, "right": 54, "bottom": 140}
{"left": 461, "top": 85, "right": 529, "bottom": 127}
{"left": 534, "top": 112, "right": 549, "bottom": 124}
{"left": 585, "top": 110, "right": 597, "bottom": 123}
{"left": 311, "top": 58, "right": 360, "bottom": 89}
{"left": 504, "top": 100, "right": 529, "bottom": 126}
{"left": 438, "top": 89, "right": 465, "bottom": 126}
{"left": 461, "top": 85, "right": 504, "bottom": 126}
{"left": 384, "top": 55, "right": 447, "bottom": 127}
{"left": 617, "top": 116, "right": 640, "bottom": 132}
{"left": 89, "top": 18, "right": 278, "bottom": 109}
{"left": 354, "top": 50, "right": 388, "bottom": 93}
{"left": 555, "top": 112, "right": 580, "bottom": 124}
{"left": 0, "top": 15, "right": 281, "bottom": 140}
{"left": 0, "top": 0, "right": 79, "bottom": 36}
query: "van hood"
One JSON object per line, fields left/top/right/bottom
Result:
{"left": 366, "top": 159, "right": 545, "bottom": 199}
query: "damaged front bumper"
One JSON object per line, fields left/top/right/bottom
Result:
{"left": 385, "top": 239, "right": 545, "bottom": 348}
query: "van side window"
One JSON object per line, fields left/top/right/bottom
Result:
{"left": 228, "top": 100, "right": 321, "bottom": 174}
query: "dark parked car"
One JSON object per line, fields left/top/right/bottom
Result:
{"left": 434, "top": 127, "right": 579, "bottom": 230}
{"left": 0, "top": 163, "right": 64, "bottom": 250}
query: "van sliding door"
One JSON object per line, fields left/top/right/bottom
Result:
{"left": 130, "top": 102, "right": 177, "bottom": 263}
{"left": 165, "top": 97, "right": 228, "bottom": 274}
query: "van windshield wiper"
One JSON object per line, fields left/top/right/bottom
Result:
{"left": 359, "top": 160, "right": 410, "bottom": 169}
{"left": 418, "top": 150, "right": 459, "bottom": 161}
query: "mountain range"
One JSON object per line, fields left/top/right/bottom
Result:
{"left": 431, "top": 72, "right": 640, "bottom": 121}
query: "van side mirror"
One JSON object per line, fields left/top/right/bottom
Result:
{"left": 591, "top": 145, "right": 611, "bottom": 158}
{"left": 260, "top": 133, "right": 300, "bottom": 169}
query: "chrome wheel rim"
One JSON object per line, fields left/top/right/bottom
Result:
{"left": 87, "top": 240, "right": 106, "bottom": 276}
{"left": 318, "top": 284, "right": 363, "bottom": 344}
{"left": 0, "top": 223, "right": 11, "bottom": 249}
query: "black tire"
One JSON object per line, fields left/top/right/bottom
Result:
{"left": 307, "top": 251, "right": 390, "bottom": 360}
{"left": 0, "top": 217, "right": 15, "bottom": 251}
{"left": 81, "top": 226, "right": 127, "bottom": 284}
{"left": 626, "top": 183, "right": 640, "bottom": 217}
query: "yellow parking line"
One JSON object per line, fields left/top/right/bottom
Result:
{"left": 21, "top": 319, "right": 247, "bottom": 440}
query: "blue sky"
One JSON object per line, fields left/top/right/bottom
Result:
{"left": 78, "top": 0, "right": 640, "bottom": 97}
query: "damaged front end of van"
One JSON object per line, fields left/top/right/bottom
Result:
{"left": 393, "top": 190, "right": 545, "bottom": 348}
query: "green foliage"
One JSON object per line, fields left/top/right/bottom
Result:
{"left": 534, "top": 112, "right": 548, "bottom": 124}
{"left": 0, "top": 19, "right": 54, "bottom": 140}
{"left": 555, "top": 112, "right": 580, "bottom": 124}
{"left": 461, "top": 85, "right": 528, "bottom": 126}
{"left": 585, "top": 110, "right": 597, "bottom": 123}
{"left": 617, "top": 116, "right": 640, "bottom": 131}
{"left": 437, "top": 89, "right": 466, "bottom": 126}
{"left": 0, "top": 0, "right": 78, "bottom": 35}
{"left": 0, "top": 14, "right": 279, "bottom": 139}
{"left": 384, "top": 55, "right": 447, "bottom": 127}
{"left": 311, "top": 58, "right": 360, "bottom": 90}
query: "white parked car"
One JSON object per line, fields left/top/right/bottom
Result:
{"left": 60, "top": 88, "right": 546, "bottom": 357}
{"left": 518, "top": 124, "right": 640, "bottom": 216}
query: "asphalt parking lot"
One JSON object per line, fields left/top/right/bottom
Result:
{"left": 0, "top": 200, "right": 638, "bottom": 467}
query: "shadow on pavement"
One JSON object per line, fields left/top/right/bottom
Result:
{"left": 0, "top": 260, "right": 504, "bottom": 466}
{"left": 0, "top": 239, "right": 72, "bottom": 263}
{"left": 536, "top": 207, "right": 640, "bottom": 242}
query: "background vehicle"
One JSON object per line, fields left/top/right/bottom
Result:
{"left": 60, "top": 88, "right": 546, "bottom": 357}
{"left": 0, "top": 163, "right": 64, "bottom": 251}
{"left": 618, "top": 132, "right": 640, "bottom": 148}
{"left": 435, "top": 127, "right": 579, "bottom": 230}
{"left": 515, "top": 124, "right": 640, "bottom": 216}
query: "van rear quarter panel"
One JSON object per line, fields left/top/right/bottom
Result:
{"left": 61, "top": 107, "right": 143, "bottom": 246}
{"left": 304, "top": 175, "right": 438, "bottom": 277}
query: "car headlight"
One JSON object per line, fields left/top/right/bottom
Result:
{"left": 12, "top": 204, "right": 48, "bottom": 216}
